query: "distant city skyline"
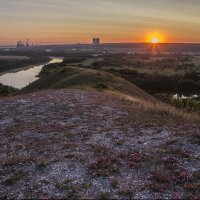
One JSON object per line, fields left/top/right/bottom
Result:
{"left": 0, "top": 0, "right": 200, "bottom": 45}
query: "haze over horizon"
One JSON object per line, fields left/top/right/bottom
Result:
{"left": 0, "top": 0, "right": 200, "bottom": 45}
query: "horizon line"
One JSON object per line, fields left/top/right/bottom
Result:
{"left": 1, "top": 42, "right": 200, "bottom": 47}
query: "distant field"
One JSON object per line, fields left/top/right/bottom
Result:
{"left": 81, "top": 58, "right": 103, "bottom": 66}
{"left": 191, "top": 56, "right": 200, "bottom": 67}
{"left": 0, "top": 55, "right": 30, "bottom": 60}
{"left": 72, "top": 58, "right": 103, "bottom": 67}
{"left": 133, "top": 67, "right": 186, "bottom": 76}
{"left": 75, "top": 56, "right": 199, "bottom": 76}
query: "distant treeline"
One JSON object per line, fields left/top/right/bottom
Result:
{"left": 0, "top": 56, "right": 50, "bottom": 73}
{"left": 106, "top": 69, "right": 200, "bottom": 95}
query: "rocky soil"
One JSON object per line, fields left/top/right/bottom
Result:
{"left": 0, "top": 89, "right": 199, "bottom": 199}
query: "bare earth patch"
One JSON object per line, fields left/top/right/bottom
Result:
{"left": 0, "top": 89, "right": 199, "bottom": 199}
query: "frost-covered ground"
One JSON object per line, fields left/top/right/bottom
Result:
{"left": 0, "top": 89, "right": 199, "bottom": 199}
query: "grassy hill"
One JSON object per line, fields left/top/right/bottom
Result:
{"left": 1, "top": 62, "right": 199, "bottom": 199}
{"left": 21, "top": 64, "right": 156, "bottom": 102}
{"left": 20, "top": 64, "right": 200, "bottom": 121}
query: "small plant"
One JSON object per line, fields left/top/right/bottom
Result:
{"left": 64, "top": 152, "right": 85, "bottom": 161}
{"left": 189, "top": 132, "right": 200, "bottom": 145}
{"left": 55, "top": 179, "right": 76, "bottom": 192}
{"left": 161, "top": 156, "right": 192, "bottom": 184}
{"left": 184, "top": 170, "right": 200, "bottom": 193}
{"left": 95, "top": 83, "right": 108, "bottom": 91}
{"left": 98, "top": 192, "right": 111, "bottom": 200}
{"left": 165, "top": 137, "right": 177, "bottom": 145}
{"left": 36, "top": 160, "right": 49, "bottom": 169}
{"left": 170, "top": 147, "right": 192, "bottom": 158}
{"left": 63, "top": 142, "right": 80, "bottom": 149}
{"left": 120, "top": 150, "right": 146, "bottom": 168}
{"left": 2, "top": 171, "right": 27, "bottom": 186}
{"left": 117, "top": 188, "right": 134, "bottom": 197}
{"left": 148, "top": 182, "right": 166, "bottom": 193}
{"left": 87, "top": 156, "right": 119, "bottom": 177}
{"left": 172, "top": 192, "right": 184, "bottom": 200}
{"left": 115, "top": 139, "right": 124, "bottom": 146}
{"left": 110, "top": 178, "right": 119, "bottom": 188}
{"left": 90, "top": 144, "right": 112, "bottom": 155}
{"left": 3, "top": 155, "right": 35, "bottom": 166}
{"left": 149, "top": 157, "right": 192, "bottom": 192}
{"left": 40, "top": 179, "right": 50, "bottom": 185}
{"left": 128, "top": 153, "right": 145, "bottom": 168}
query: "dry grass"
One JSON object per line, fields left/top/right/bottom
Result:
{"left": 122, "top": 93, "right": 199, "bottom": 122}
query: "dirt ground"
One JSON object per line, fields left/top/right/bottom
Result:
{"left": 0, "top": 89, "right": 199, "bottom": 199}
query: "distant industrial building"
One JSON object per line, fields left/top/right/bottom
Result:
{"left": 93, "top": 38, "right": 100, "bottom": 45}
{"left": 26, "top": 39, "right": 30, "bottom": 47}
{"left": 16, "top": 39, "right": 31, "bottom": 48}
{"left": 16, "top": 40, "right": 25, "bottom": 48}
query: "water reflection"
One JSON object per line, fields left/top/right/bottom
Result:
{"left": 0, "top": 58, "right": 63, "bottom": 89}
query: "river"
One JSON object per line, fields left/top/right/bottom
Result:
{"left": 0, "top": 57, "right": 63, "bottom": 89}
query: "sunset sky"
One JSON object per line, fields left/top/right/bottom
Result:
{"left": 0, "top": 0, "right": 200, "bottom": 45}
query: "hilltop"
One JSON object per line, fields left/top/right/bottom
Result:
{"left": 21, "top": 65, "right": 156, "bottom": 103}
{"left": 0, "top": 89, "right": 199, "bottom": 199}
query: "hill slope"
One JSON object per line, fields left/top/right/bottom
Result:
{"left": 21, "top": 65, "right": 156, "bottom": 102}
{"left": 0, "top": 89, "right": 199, "bottom": 199}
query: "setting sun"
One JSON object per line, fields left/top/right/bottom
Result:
{"left": 146, "top": 32, "right": 165, "bottom": 43}
{"left": 151, "top": 38, "right": 159, "bottom": 44}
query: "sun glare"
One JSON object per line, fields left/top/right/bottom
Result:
{"left": 151, "top": 38, "right": 159, "bottom": 44}
{"left": 146, "top": 32, "right": 165, "bottom": 44}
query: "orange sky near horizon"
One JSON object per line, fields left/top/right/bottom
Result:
{"left": 0, "top": 0, "right": 200, "bottom": 45}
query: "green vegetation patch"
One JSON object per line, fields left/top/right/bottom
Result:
{"left": 0, "top": 83, "right": 18, "bottom": 96}
{"left": 2, "top": 171, "right": 28, "bottom": 186}
{"left": 0, "top": 56, "right": 50, "bottom": 72}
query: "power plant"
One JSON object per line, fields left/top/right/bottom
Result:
{"left": 93, "top": 38, "right": 100, "bottom": 45}
{"left": 16, "top": 39, "right": 32, "bottom": 48}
